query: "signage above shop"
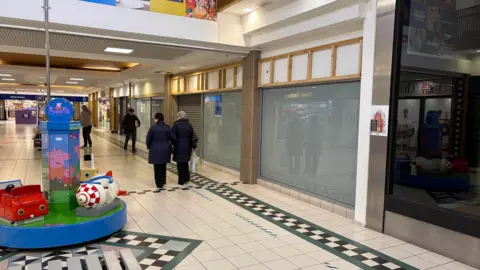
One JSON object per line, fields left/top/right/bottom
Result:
{"left": 398, "top": 80, "right": 453, "bottom": 98}
{"left": 0, "top": 94, "right": 88, "bottom": 102}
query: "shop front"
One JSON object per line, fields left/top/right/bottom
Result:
{"left": 0, "top": 94, "right": 88, "bottom": 124}
{"left": 203, "top": 92, "right": 242, "bottom": 169}
{"left": 366, "top": 0, "right": 480, "bottom": 267}
{"left": 134, "top": 98, "right": 151, "bottom": 142}
{"left": 97, "top": 98, "right": 110, "bottom": 130}
{"left": 260, "top": 82, "right": 360, "bottom": 207}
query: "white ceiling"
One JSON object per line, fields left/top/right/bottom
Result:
{"left": 0, "top": 27, "right": 246, "bottom": 95}
{"left": 222, "top": 0, "right": 295, "bottom": 16}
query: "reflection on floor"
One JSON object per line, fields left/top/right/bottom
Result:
{"left": 0, "top": 123, "right": 477, "bottom": 270}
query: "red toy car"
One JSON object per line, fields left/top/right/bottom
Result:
{"left": 0, "top": 184, "right": 49, "bottom": 225}
{"left": 447, "top": 156, "right": 470, "bottom": 174}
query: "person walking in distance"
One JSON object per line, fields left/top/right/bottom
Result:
{"left": 171, "top": 111, "right": 198, "bottom": 185}
{"left": 80, "top": 105, "right": 93, "bottom": 148}
{"left": 123, "top": 108, "right": 141, "bottom": 153}
{"left": 146, "top": 113, "right": 172, "bottom": 189}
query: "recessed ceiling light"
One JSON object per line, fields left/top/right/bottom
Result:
{"left": 70, "top": 78, "right": 84, "bottom": 81}
{"left": 66, "top": 81, "right": 79, "bottom": 84}
{"left": 477, "top": 50, "right": 480, "bottom": 53}
{"left": 104, "top": 47, "right": 134, "bottom": 54}
{"left": 243, "top": 8, "right": 253, "bottom": 12}
{"left": 0, "top": 74, "right": 11, "bottom": 77}
{"left": 179, "top": 67, "right": 186, "bottom": 69}
{"left": 1, "top": 78, "right": 15, "bottom": 81}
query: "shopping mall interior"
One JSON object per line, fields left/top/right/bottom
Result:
{"left": 0, "top": 0, "right": 479, "bottom": 269}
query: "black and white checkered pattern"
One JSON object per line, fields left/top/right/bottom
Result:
{"left": 165, "top": 166, "right": 408, "bottom": 270}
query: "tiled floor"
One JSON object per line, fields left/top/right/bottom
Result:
{"left": 0, "top": 122, "right": 477, "bottom": 270}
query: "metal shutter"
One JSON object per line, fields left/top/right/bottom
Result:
{"left": 177, "top": 94, "right": 203, "bottom": 157}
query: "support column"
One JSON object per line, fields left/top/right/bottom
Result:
{"left": 164, "top": 75, "right": 177, "bottom": 125}
{"left": 240, "top": 51, "right": 261, "bottom": 184}
{"left": 365, "top": 0, "right": 398, "bottom": 232}
{"left": 109, "top": 88, "right": 115, "bottom": 132}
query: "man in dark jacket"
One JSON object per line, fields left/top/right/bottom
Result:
{"left": 123, "top": 108, "right": 141, "bottom": 153}
{"left": 146, "top": 113, "right": 172, "bottom": 188}
{"left": 171, "top": 111, "right": 198, "bottom": 185}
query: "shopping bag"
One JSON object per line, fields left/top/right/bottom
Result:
{"left": 190, "top": 151, "right": 200, "bottom": 173}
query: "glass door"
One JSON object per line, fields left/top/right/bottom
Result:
{"left": 135, "top": 98, "right": 151, "bottom": 142}
{"left": 151, "top": 98, "right": 163, "bottom": 126}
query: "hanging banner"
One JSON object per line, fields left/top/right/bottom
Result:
{"left": 82, "top": 0, "right": 217, "bottom": 21}
{"left": 406, "top": 0, "right": 456, "bottom": 58}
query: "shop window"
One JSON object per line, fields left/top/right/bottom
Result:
{"left": 387, "top": 0, "right": 480, "bottom": 231}
{"left": 260, "top": 82, "right": 360, "bottom": 206}
{"left": 203, "top": 92, "right": 242, "bottom": 169}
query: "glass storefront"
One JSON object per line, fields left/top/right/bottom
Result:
{"left": 260, "top": 82, "right": 360, "bottom": 206}
{"left": 386, "top": 0, "right": 480, "bottom": 235}
{"left": 98, "top": 98, "right": 110, "bottom": 130}
{"left": 134, "top": 98, "right": 151, "bottom": 142}
{"left": 151, "top": 98, "right": 163, "bottom": 126}
{"left": 203, "top": 92, "right": 242, "bottom": 169}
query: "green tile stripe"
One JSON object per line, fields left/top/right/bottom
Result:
{"left": 93, "top": 130, "right": 418, "bottom": 270}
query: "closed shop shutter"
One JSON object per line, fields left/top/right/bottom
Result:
{"left": 177, "top": 94, "right": 203, "bottom": 157}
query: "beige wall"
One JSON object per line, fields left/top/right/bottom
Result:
{"left": 132, "top": 76, "right": 165, "bottom": 97}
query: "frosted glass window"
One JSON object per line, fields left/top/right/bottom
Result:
{"left": 236, "top": 67, "right": 243, "bottom": 87}
{"left": 179, "top": 78, "right": 185, "bottom": 92}
{"left": 203, "top": 92, "right": 242, "bottom": 169}
{"left": 292, "top": 54, "right": 308, "bottom": 81}
{"left": 273, "top": 58, "right": 288, "bottom": 83}
{"left": 208, "top": 71, "right": 219, "bottom": 90}
{"left": 312, "top": 49, "right": 332, "bottom": 78}
{"left": 336, "top": 43, "right": 360, "bottom": 76}
{"left": 225, "top": 68, "right": 234, "bottom": 88}
{"left": 260, "top": 82, "right": 360, "bottom": 206}
{"left": 188, "top": 76, "right": 197, "bottom": 91}
{"left": 261, "top": 61, "right": 271, "bottom": 85}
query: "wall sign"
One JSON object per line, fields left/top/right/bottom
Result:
{"left": 370, "top": 105, "right": 389, "bottom": 137}
{"left": 399, "top": 80, "right": 453, "bottom": 97}
{"left": 0, "top": 94, "right": 88, "bottom": 102}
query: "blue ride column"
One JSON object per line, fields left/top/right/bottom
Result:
{"left": 40, "top": 98, "right": 82, "bottom": 212}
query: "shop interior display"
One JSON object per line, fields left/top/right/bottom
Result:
{"left": 394, "top": 106, "right": 470, "bottom": 191}
{"left": 0, "top": 98, "right": 126, "bottom": 249}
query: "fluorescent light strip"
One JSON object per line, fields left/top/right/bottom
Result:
{"left": 1, "top": 78, "right": 15, "bottom": 81}
{"left": 70, "top": 78, "right": 84, "bottom": 81}
{"left": 66, "top": 81, "right": 79, "bottom": 84}
{"left": 0, "top": 74, "right": 12, "bottom": 77}
{"left": 104, "top": 47, "right": 133, "bottom": 54}
{"left": 243, "top": 8, "right": 253, "bottom": 12}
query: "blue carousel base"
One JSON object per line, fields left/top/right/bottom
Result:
{"left": 0, "top": 201, "right": 127, "bottom": 249}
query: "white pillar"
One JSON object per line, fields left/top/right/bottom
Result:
{"left": 354, "top": 0, "right": 377, "bottom": 224}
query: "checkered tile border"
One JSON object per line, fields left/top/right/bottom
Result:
{"left": 93, "top": 129, "right": 417, "bottom": 270}
{"left": 165, "top": 164, "right": 418, "bottom": 270}
{"left": 124, "top": 182, "right": 241, "bottom": 196}
{"left": 1, "top": 231, "right": 201, "bottom": 270}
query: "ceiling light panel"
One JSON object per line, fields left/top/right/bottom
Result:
{"left": 66, "top": 81, "right": 79, "bottom": 84}
{"left": 1, "top": 78, "right": 15, "bottom": 81}
{"left": 0, "top": 74, "right": 11, "bottom": 77}
{"left": 104, "top": 47, "right": 133, "bottom": 54}
{"left": 69, "top": 78, "right": 84, "bottom": 81}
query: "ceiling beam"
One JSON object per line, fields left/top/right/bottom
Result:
{"left": 217, "top": 0, "right": 242, "bottom": 11}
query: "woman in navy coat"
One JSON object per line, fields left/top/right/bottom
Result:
{"left": 146, "top": 113, "right": 172, "bottom": 188}
{"left": 171, "top": 111, "right": 198, "bottom": 185}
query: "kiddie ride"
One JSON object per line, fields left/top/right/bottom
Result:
{"left": 0, "top": 98, "right": 127, "bottom": 249}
